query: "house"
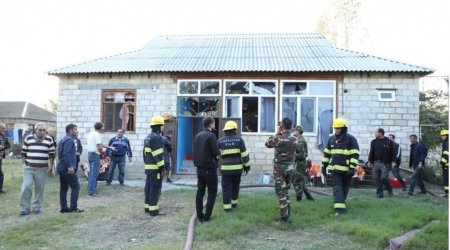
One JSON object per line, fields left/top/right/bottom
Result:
{"left": 49, "top": 33, "right": 433, "bottom": 179}
{"left": 0, "top": 101, "right": 57, "bottom": 144}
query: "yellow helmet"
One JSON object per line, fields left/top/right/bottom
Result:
{"left": 150, "top": 116, "right": 165, "bottom": 126}
{"left": 332, "top": 118, "right": 347, "bottom": 128}
{"left": 441, "top": 129, "right": 449, "bottom": 136}
{"left": 223, "top": 121, "right": 238, "bottom": 131}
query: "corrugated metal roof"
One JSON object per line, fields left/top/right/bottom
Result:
{"left": 49, "top": 33, "right": 433, "bottom": 75}
{"left": 0, "top": 101, "right": 56, "bottom": 122}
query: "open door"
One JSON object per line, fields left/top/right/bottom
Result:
{"left": 164, "top": 118, "right": 177, "bottom": 174}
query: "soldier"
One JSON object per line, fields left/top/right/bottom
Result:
{"left": 265, "top": 117, "right": 297, "bottom": 223}
{"left": 322, "top": 118, "right": 359, "bottom": 215}
{"left": 217, "top": 121, "right": 251, "bottom": 211}
{"left": 440, "top": 129, "right": 448, "bottom": 197}
{"left": 143, "top": 116, "right": 165, "bottom": 216}
{"left": 292, "top": 126, "right": 314, "bottom": 201}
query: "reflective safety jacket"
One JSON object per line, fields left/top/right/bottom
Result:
{"left": 441, "top": 139, "right": 449, "bottom": 169}
{"left": 143, "top": 131, "right": 164, "bottom": 174}
{"left": 217, "top": 133, "right": 250, "bottom": 175}
{"left": 322, "top": 133, "right": 360, "bottom": 173}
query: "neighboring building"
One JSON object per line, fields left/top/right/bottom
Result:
{"left": 0, "top": 101, "right": 57, "bottom": 144}
{"left": 49, "top": 33, "right": 433, "bottom": 179}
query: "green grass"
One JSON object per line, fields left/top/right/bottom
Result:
{"left": 0, "top": 159, "right": 448, "bottom": 249}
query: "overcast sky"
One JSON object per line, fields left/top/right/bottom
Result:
{"left": 0, "top": 0, "right": 448, "bottom": 108}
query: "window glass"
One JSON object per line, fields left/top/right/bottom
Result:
{"left": 178, "top": 97, "right": 199, "bottom": 116}
{"left": 252, "top": 81, "right": 276, "bottom": 95}
{"left": 226, "top": 81, "right": 249, "bottom": 94}
{"left": 309, "top": 81, "right": 334, "bottom": 95}
{"left": 318, "top": 98, "right": 334, "bottom": 134}
{"left": 199, "top": 97, "right": 220, "bottom": 117}
{"left": 282, "top": 97, "right": 297, "bottom": 127}
{"left": 283, "top": 82, "right": 307, "bottom": 95}
{"left": 225, "top": 96, "right": 240, "bottom": 118}
{"left": 200, "top": 81, "right": 220, "bottom": 94}
{"left": 300, "top": 98, "right": 315, "bottom": 133}
{"left": 102, "top": 90, "right": 136, "bottom": 132}
{"left": 260, "top": 97, "right": 276, "bottom": 133}
{"left": 179, "top": 81, "right": 198, "bottom": 94}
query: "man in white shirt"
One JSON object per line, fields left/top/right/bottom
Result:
{"left": 87, "top": 122, "right": 110, "bottom": 197}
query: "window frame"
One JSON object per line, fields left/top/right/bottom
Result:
{"left": 223, "top": 79, "right": 278, "bottom": 135}
{"left": 377, "top": 89, "right": 396, "bottom": 102}
{"left": 176, "top": 79, "right": 222, "bottom": 117}
{"left": 101, "top": 89, "right": 137, "bottom": 133}
{"left": 280, "top": 80, "right": 336, "bottom": 135}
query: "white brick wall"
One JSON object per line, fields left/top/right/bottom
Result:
{"left": 56, "top": 72, "right": 420, "bottom": 178}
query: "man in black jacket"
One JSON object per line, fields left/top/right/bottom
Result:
{"left": 408, "top": 134, "right": 428, "bottom": 195}
{"left": 368, "top": 128, "right": 396, "bottom": 198}
{"left": 193, "top": 116, "right": 221, "bottom": 223}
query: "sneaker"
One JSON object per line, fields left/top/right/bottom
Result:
{"left": 20, "top": 211, "right": 29, "bottom": 216}
{"left": 166, "top": 178, "right": 173, "bottom": 183}
{"left": 34, "top": 210, "right": 41, "bottom": 215}
{"left": 71, "top": 208, "right": 85, "bottom": 213}
{"left": 87, "top": 194, "right": 99, "bottom": 198}
{"left": 120, "top": 183, "right": 125, "bottom": 186}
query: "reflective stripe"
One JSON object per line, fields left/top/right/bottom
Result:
{"left": 221, "top": 148, "right": 240, "bottom": 155}
{"left": 149, "top": 205, "right": 159, "bottom": 211}
{"left": 334, "top": 203, "right": 346, "bottom": 209}
{"left": 145, "top": 164, "right": 159, "bottom": 170}
{"left": 157, "top": 160, "right": 164, "bottom": 167}
{"left": 157, "top": 173, "right": 160, "bottom": 180}
{"left": 144, "top": 147, "right": 152, "bottom": 153}
{"left": 349, "top": 149, "right": 360, "bottom": 154}
{"left": 443, "top": 150, "right": 448, "bottom": 155}
{"left": 445, "top": 186, "right": 449, "bottom": 190}
{"left": 244, "top": 161, "right": 251, "bottom": 167}
{"left": 350, "top": 158, "right": 359, "bottom": 165}
{"left": 322, "top": 158, "right": 330, "bottom": 163}
{"left": 231, "top": 199, "right": 238, "bottom": 205}
{"left": 330, "top": 149, "right": 360, "bottom": 155}
{"left": 241, "top": 151, "right": 249, "bottom": 157}
{"left": 324, "top": 148, "right": 331, "bottom": 154}
{"left": 223, "top": 204, "right": 232, "bottom": 209}
{"left": 328, "top": 165, "right": 349, "bottom": 172}
{"left": 144, "top": 204, "right": 149, "bottom": 209}
{"left": 221, "top": 164, "right": 243, "bottom": 170}
{"left": 152, "top": 148, "right": 163, "bottom": 156}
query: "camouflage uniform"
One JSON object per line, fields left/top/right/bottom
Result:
{"left": 293, "top": 135, "right": 313, "bottom": 201}
{"left": 265, "top": 131, "right": 297, "bottom": 221}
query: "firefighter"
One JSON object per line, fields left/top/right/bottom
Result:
{"left": 322, "top": 118, "right": 360, "bottom": 215}
{"left": 143, "top": 116, "right": 165, "bottom": 216}
{"left": 217, "top": 121, "right": 251, "bottom": 212}
{"left": 265, "top": 117, "right": 297, "bottom": 223}
{"left": 440, "top": 129, "right": 449, "bottom": 197}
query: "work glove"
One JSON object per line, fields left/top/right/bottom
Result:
{"left": 347, "top": 168, "right": 355, "bottom": 177}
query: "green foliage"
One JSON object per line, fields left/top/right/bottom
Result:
{"left": 419, "top": 89, "right": 449, "bottom": 149}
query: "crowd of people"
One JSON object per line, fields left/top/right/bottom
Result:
{"left": 0, "top": 117, "right": 448, "bottom": 222}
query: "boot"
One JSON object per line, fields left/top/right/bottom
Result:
{"left": 304, "top": 190, "right": 315, "bottom": 201}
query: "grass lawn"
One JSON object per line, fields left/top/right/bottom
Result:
{"left": 0, "top": 159, "right": 448, "bottom": 249}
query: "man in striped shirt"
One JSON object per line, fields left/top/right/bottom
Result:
{"left": 20, "top": 123, "right": 55, "bottom": 216}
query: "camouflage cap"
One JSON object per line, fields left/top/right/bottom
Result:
{"left": 294, "top": 126, "right": 303, "bottom": 132}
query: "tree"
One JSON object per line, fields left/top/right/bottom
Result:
{"left": 419, "top": 89, "right": 449, "bottom": 149}
{"left": 315, "top": 0, "right": 363, "bottom": 48}
{"left": 44, "top": 99, "right": 57, "bottom": 113}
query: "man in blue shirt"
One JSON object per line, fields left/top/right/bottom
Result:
{"left": 106, "top": 129, "right": 132, "bottom": 186}
{"left": 408, "top": 134, "right": 428, "bottom": 195}
{"left": 57, "top": 124, "right": 84, "bottom": 213}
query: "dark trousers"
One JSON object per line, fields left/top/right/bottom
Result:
{"left": 332, "top": 171, "right": 352, "bottom": 211}
{"left": 196, "top": 168, "right": 218, "bottom": 221}
{"left": 145, "top": 170, "right": 162, "bottom": 214}
{"left": 443, "top": 167, "right": 448, "bottom": 194}
{"left": 373, "top": 161, "right": 393, "bottom": 197}
{"left": 59, "top": 170, "right": 80, "bottom": 210}
{"left": 391, "top": 164, "right": 407, "bottom": 188}
{"left": 0, "top": 159, "right": 3, "bottom": 191}
{"left": 408, "top": 167, "right": 426, "bottom": 193}
{"left": 221, "top": 174, "right": 241, "bottom": 210}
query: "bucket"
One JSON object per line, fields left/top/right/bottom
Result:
{"left": 262, "top": 172, "right": 271, "bottom": 184}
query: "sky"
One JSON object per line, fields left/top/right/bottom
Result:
{"left": 0, "top": 0, "right": 449, "bottom": 109}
